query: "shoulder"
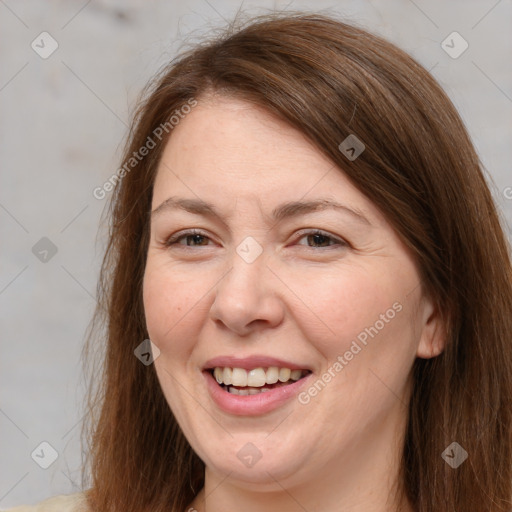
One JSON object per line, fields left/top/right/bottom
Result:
{"left": 4, "top": 493, "right": 89, "bottom": 512}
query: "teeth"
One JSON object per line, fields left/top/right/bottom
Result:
{"left": 290, "top": 369, "right": 302, "bottom": 381}
{"left": 266, "top": 366, "right": 279, "bottom": 384}
{"left": 247, "top": 368, "right": 266, "bottom": 387}
{"left": 227, "top": 386, "right": 271, "bottom": 395}
{"left": 232, "top": 368, "right": 247, "bottom": 387}
{"left": 222, "top": 367, "right": 233, "bottom": 385}
{"left": 278, "top": 368, "right": 291, "bottom": 382}
{"left": 211, "top": 366, "right": 309, "bottom": 387}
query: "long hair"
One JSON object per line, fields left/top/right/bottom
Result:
{"left": 83, "top": 11, "right": 512, "bottom": 512}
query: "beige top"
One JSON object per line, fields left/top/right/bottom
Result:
{"left": 5, "top": 493, "right": 89, "bottom": 512}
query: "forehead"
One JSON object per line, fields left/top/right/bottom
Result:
{"left": 151, "top": 97, "right": 379, "bottom": 221}
{"left": 157, "top": 97, "right": 327, "bottom": 177}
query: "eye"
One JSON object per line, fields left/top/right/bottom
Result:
{"left": 163, "top": 228, "right": 347, "bottom": 250}
{"left": 294, "top": 229, "right": 347, "bottom": 249}
{"left": 164, "top": 229, "right": 213, "bottom": 247}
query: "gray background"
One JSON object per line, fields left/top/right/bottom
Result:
{"left": 1, "top": 0, "right": 511, "bottom": 508}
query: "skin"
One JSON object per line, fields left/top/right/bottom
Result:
{"left": 143, "top": 94, "right": 445, "bottom": 512}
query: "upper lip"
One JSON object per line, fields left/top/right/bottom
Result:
{"left": 203, "top": 355, "right": 312, "bottom": 372}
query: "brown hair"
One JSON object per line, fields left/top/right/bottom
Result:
{"left": 83, "top": 11, "right": 512, "bottom": 512}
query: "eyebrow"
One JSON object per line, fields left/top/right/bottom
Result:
{"left": 151, "top": 196, "right": 371, "bottom": 226}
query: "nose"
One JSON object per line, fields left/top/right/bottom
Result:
{"left": 209, "top": 249, "right": 285, "bottom": 336}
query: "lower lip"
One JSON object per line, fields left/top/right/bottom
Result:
{"left": 203, "top": 370, "right": 312, "bottom": 416}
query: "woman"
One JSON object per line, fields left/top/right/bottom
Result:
{"left": 10, "top": 11, "right": 512, "bottom": 512}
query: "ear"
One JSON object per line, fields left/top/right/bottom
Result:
{"left": 416, "top": 295, "right": 446, "bottom": 359}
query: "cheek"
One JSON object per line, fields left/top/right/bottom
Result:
{"left": 142, "top": 262, "right": 209, "bottom": 425}
{"left": 286, "top": 261, "right": 419, "bottom": 409}
{"left": 285, "top": 264, "right": 406, "bottom": 355}
{"left": 142, "top": 261, "right": 210, "bottom": 357}
{"left": 306, "top": 269, "right": 417, "bottom": 403}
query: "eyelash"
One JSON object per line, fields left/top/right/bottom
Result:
{"left": 163, "top": 229, "right": 347, "bottom": 250}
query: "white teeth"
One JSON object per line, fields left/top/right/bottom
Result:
{"left": 247, "top": 368, "right": 266, "bottom": 387}
{"left": 232, "top": 368, "right": 248, "bottom": 387}
{"left": 290, "top": 369, "right": 302, "bottom": 381}
{"left": 278, "top": 368, "right": 291, "bottom": 382}
{"left": 227, "top": 386, "right": 271, "bottom": 395}
{"left": 211, "top": 366, "right": 309, "bottom": 387}
{"left": 222, "top": 367, "right": 233, "bottom": 385}
{"left": 266, "top": 366, "right": 279, "bottom": 384}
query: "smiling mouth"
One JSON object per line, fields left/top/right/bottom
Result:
{"left": 208, "top": 367, "right": 312, "bottom": 395}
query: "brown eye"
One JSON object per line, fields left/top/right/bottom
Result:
{"left": 165, "top": 230, "right": 212, "bottom": 247}
{"left": 295, "top": 229, "right": 347, "bottom": 249}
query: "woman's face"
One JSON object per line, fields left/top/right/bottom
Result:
{"left": 143, "top": 95, "right": 442, "bottom": 490}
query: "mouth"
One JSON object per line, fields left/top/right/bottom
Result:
{"left": 206, "top": 366, "right": 312, "bottom": 396}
